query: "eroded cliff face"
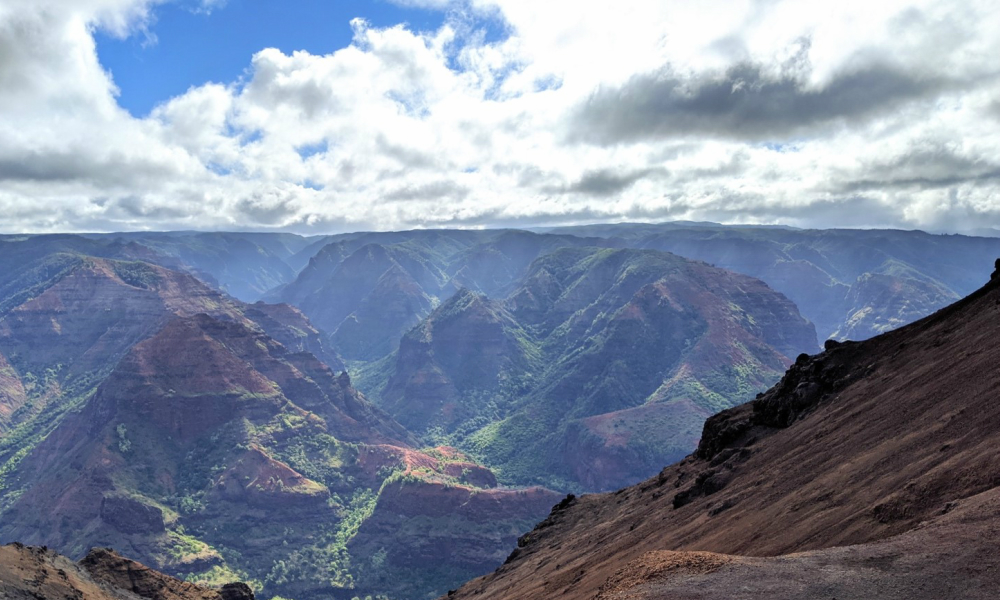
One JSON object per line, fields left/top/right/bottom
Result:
{"left": 381, "top": 288, "right": 532, "bottom": 433}
{"left": 243, "top": 301, "right": 347, "bottom": 372}
{"left": 443, "top": 268, "right": 1000, "bottom": 600}
{"left": 350, "top": 480, "right": 560, "bottom": 600}
{"left": 331, "top": 263, "right": 437, "bottom": 361}
{"left": 0, "top": 258, "right": 255, "bottom": 438}
{"left": 833, "top": 271, "right": 960, "bottom": 341}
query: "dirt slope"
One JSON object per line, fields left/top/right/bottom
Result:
{"left": 444, "top": 263, "right": 1000, "bottom": 599}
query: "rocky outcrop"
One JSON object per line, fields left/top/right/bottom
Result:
{"left": 100, "top": 496, "right": 166, "bottom": 535}
{"left": 214, "top": 446, "right": 330, "bottom": 509}
{"left": 218, "top": 583, "right": 256, "bottom": 600}
{"left": 81, "top": 547, "right": 254, "bottom": 600}
{"left": 695, "top": 341, "right": 866, "bottom": 461}
{"left": 0, "top": 543, "right": 252, "bottom": 600}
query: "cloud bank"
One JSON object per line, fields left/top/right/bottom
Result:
{"left": 1, "top": 0, "right": 999, "bottom": 233}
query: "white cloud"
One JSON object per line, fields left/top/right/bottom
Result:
{"left": 1, "top": 0, "right": 999, "bottom": 233}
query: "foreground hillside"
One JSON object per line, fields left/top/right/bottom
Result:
{"left": 443, "top": 261, "right": 1000, "bottom": 599}
{"left": 0, "top": 543, "right": 254, "bottom": 600}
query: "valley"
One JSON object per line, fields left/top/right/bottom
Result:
{"left": 0, "top": 225, "right": 998, "bottom": 600}
{"left": 5, "top": 3, "right": 997, "bottom": 598}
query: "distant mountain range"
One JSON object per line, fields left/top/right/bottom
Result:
{"left": 43, "top": 223, "right": 1000, "bottom": 349}
{"left": 544, "top": 223, "right": 1000, "bottom": 341}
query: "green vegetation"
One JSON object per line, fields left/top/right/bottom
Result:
{"left": 183, "top": 565, "right": 250, "bottom": 589}
{"left": 110, "top": 260, "right": 162, "bottom": 289}
{"left": 116, "top": 423, "right": 131, "bottom": 454}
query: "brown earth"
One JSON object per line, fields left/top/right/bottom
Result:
{"left": 0, "top": 543, "right": 253, "bottom": 600}
{"left": 444, "top": 266, "right": 1000, "bottom": 599}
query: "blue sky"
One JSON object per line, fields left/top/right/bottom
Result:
{"left": 96, "top": 0, "right": 452, "bottom": 116}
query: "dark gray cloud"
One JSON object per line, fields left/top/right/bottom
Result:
{"left": 382, "top": 180, "right": 470, "bottom": 201}
{"left": 0, "top": 150, "right": 180, "bottom": 186}
{"left": 570, "top": 61, "right": 949, "bottom": 145}
{"left": 98, "top": 196, "right": 193, "bottom": 220}
{"left": 375, "top": 134, "right": 440, "bottom": 169}
{"left": 235, "top": 193, "right": 300, "bottom": 225}
{"left": 0, "top": 152, "right": 94, "bottom": 182}
{"left": 989, "top": 100, "right": 1000, "bottom": 120}
{"left": 543, "top": 167, "right": 665, "bottom": 197}
{"left": 833, "top": 146, "right": 1000, "bottom": 193}
{"left": 568, "top": 167, "right": 663, "bottom": 196}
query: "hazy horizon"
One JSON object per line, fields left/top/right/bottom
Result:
{"left": 2, "top": 220, "right": 999, "bottom": 238}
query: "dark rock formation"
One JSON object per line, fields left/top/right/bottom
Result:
{"left": 696, "top": 338, "right": 865, "bottom": 462}
{"left": 219, "top": 583, "right": 256, "bottom": 600}
{"left": 80, "top": 546, "right": 254, "bottom": 599}
{"left": 0, "top": 543, "right": 252, "bottom": 600}
{"left": 99, "top": 496, "right": 166, "bottom": 535}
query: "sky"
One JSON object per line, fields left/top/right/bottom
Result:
{"left": 1, "top": 0, "right": 999, "bottom": 234}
